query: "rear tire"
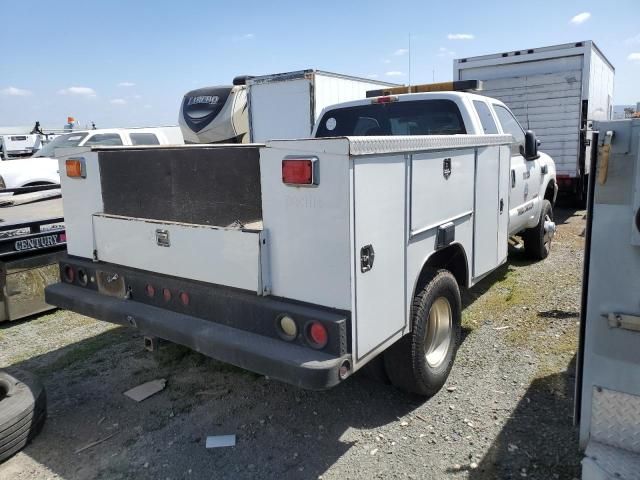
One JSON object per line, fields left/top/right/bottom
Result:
{"left": 524, "top": 199, "right": 554, "bottom": 260}
{"left": 384, "top": 269, "right": 461, "bottom": 397}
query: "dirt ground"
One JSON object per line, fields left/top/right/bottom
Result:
{"left": 0, "top": 207, "right": 586, "bottom": 480}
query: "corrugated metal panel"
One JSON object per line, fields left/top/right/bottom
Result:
{"left": 478, "top": 70, "right": 582, "bottom": 177}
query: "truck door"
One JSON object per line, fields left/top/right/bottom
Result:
{"left": 577, "top": 120, "right": 640, "bottom": 478}
{"left": 353, "top": 155, "right": 406, "bottom": 361}
{"left": 493, "top": 104, "right": 541, "bottom": 233}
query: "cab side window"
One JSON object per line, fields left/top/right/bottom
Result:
{"left": 493, "top": 105, "right": 525, "bottom": 156}
{"left": 84, "top": 133, "right": 123, "bottom": 146}
{"left": 129, "top": 133, "right": 160, "bottom": 145}
{"left": 473, "top": 101, "right": 499, "bottom": 134}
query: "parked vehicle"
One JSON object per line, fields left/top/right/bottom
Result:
{"left": 453, "top": 40, "right": 614, "bottom": 204}
{"left": 577, "top": 118, "right": 640, "bottom": 478}
{"left": 46, "top": 81, "right": 556, "bottom": 396}
{"left": 0, "top": 127, "right": 184, "bottom": 190}
{"left": 0, "top": 134, "right": 41, "bottom": 160}
{"left": 179, "top": 70, "right": 397, "bottom": 144}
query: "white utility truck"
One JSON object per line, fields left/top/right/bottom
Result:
{"left": 46, "top": 81, "right": 557, "bottom": 396}
{"left": 179, "top": 70, "right": 397, "bottom": 144}
{"left": 454, "top": 41, "right": 614, "bottom": 204}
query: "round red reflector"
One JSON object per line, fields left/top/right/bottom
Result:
{"left": 308, "top": 322, "right": 328, "bottom": 348}
{"left": 146, "top": 285, "right": 155, "bottom": 297}
{"left": 62, "top": 265, "right": 75, "bottom": 283}
{"left": 179, "top": 292, "right": 190, "bottom": 306}
{"left": 162, "top": 288, "right": 172, "bottom": 302}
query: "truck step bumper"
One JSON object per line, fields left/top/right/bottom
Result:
{"left": 45, "top": 283, "right": 351, "bottom": 390}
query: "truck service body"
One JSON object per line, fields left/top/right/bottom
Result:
{"left": 454, "top": 41, "right": 614, "bottom": 203}
{"left": 46, "top": 85, "right": 557, "bottom": 395}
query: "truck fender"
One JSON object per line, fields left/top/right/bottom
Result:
{"left": 410, "top": 243, "right": 469, "bottom": 331}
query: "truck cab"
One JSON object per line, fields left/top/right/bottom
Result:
{"left": 313, "top": 89, "right": 558, "bottom": 258}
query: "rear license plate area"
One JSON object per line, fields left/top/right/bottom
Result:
{"left": 96, "top": 270, "right": 127, "bottom": 298}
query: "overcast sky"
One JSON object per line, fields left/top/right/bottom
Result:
{"left": 1, "top": 0, "right": 639, "bottom": 129}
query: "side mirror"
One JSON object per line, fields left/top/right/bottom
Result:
{"left": 524, "top": 130, "right": 539, "bottom": 161}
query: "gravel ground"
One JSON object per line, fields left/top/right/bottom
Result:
{"left": 0, "top": 207, "right": 585, "bottom": 480}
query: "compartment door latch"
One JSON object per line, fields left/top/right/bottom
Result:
{"left": 360, "top": 244, "right": 375, "bottom": 273}
{"left": 605, "top": 312, "right": 640, "bottom": 332}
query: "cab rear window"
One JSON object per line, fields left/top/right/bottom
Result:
{"left": 315, "top": 99, "right": 466, "bottom": 138}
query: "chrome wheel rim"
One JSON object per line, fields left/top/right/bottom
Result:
{"left": 425, "top": 297, "right": 452, "bottom": 368}
{"left": 543, "top": 213, "right": 554, "bottom": 253}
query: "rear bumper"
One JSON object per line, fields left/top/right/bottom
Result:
{"left": 45, "top": 282, "right": 351, "bottom": 390}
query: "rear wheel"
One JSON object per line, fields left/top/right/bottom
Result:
{"left": 384, "top": 269, "right": 461, "bottom": 397}
{"left": 524, "top": 199, "right": 554, "bottom": 260}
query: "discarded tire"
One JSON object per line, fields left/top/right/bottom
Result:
{"left": 0, "top": 369, "right": 47, "bottom": 463}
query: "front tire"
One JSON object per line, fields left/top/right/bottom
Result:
{"left": 384, "top": 269, "right": 461, "bottom": 397}
{"left": 524, "top": 199, "right": 554, "bottom": 260}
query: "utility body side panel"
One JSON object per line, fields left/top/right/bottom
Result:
{"left": 352, "top": 153, "right": 407, "bottom": 360}
{"left": 261, "top": 138, "right": 353, "bottom": 310}
{"left": 56, "top": 147, "right": 102, "bottom": 258}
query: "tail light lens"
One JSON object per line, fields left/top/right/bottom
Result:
{"left": 65, "top": 158, "right": 86, "bottom": 178}
{"left": 77, "top": 269, "right": 88, "bottom": 286}
{"left": 306, "top": 321, "right": 328, "bottom": 349}
{"left": 162, "top": 288, "right": 172, "bottom": 302}
{"left": 277, "top": 315, "right": 298, "bottom": 341}
{"left": 62, "top": 265, "right": 75, "bottom": 283}
{"left": 179, "top": 292, "right": 190, "bottom": 306}
{"left": 282, "top": 158, "right": 318, "bottom": 186}
{"left": 145, "top": 284, "right": 155, "bottom": 297}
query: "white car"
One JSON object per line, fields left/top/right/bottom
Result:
{"left": 0, "top": 126, "right": 184, "bottom": 190}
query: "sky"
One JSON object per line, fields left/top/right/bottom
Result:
{"left": 1, "top": 0, "right": 639, "bottom": 129}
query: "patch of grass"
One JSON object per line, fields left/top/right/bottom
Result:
{"left": 36, "top": 328, "right": 128, "bottom": 375}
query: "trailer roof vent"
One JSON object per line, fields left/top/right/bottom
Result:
{"left": 501, "top": 53, "right": 508, "bottom": 57}
{"left": 527, "top": 49, "right": 534, "bottom": 54}
{"left": 575, "top": 42, "right": 584, "bottom": 47}
{"left": 515, "top": 51, "right": 521, "bottom": 55}
{"left": 460, "top": 58, "right": 467, "bottom": 63}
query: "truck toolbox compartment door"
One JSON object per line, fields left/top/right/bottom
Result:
{"left": 92, "top": 214, "right": 264, "bottom": 293}
{"left": 353, "top": 155, "right": 406, "bottom": 360}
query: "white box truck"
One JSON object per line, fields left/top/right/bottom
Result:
{"left": 46, "top": 83, "right": 557, "bottom": 396}
{"left": 453, "top": 41, "right": 614, "bottom": 204}
{"left": 247, "top": 70, "right": 398, "bottom": 142}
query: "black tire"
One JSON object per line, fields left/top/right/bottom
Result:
{"left": 359, "top": 354, "right": 391, "bottom": 384}
{"left": 384, "top": 269, "right": 461, "bottom": 397}
{"left": 0, "top": 369, "right": 47, "bottom": 463}
{"left": 524, "top": 199, "right": 554, "bottom": 260}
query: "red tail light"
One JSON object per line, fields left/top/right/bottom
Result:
{"left": 162, "top": 288, "right": 172, "bottom": 302}
{"left": 145, "top": 285, "right": 155, "bottom": 297}
{"left": 62, "top": 265, "right": 75, "bottom": 283}
{"left": 179, "top": 292, "right": 190, "bottom": 306}
{"left": 282, "top": 158, "right": 317, "bottom": 186}
{"left": 307, "top": 322, "right": 328, "bottom": 349}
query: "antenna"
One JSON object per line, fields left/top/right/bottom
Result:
{"left": 408, "top": 33, "right": 412, "bottom": 88}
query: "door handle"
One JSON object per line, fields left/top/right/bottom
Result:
{"left": 499, "top": 198, "right": 504, "bottom": 214}
{"left": 360, "top": 244, "right": 375, "bottom": 273}
{"left": 511, "top": 170, "right": 516, "bottom": 188}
